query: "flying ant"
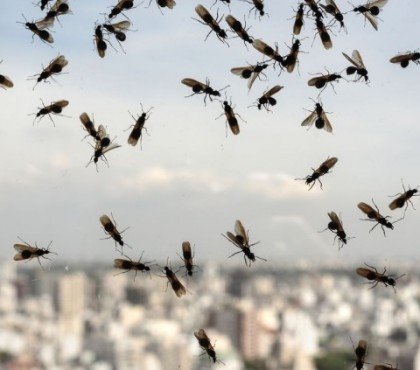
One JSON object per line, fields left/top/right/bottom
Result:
{"left": 304, "top": 0, "right": 323, "bottom": 18}
{"left": 350, "top": 338, "right": 367, "bottom": 370}
{"left": 241, "top": 0, "right": 266, "bottom": 19}
{"left": 388, "top": 180, "right": 419, "bottom": 217}
{"left": 102, "top": 20, "right": 131, "bottom": 44}
{"left": 296, "top": 157, "right": 338, "bottom": 190}
{"left": 222, "top": 220, "right": 266, "bottom": 266}
{"left": 357, "top": 200, "right": 401, "bottom": 236}
{"left": 320, "top": 211, "right": 350, "bottom": 248}
{"left": 283, "top": 37, "right": 304, "bottom": 73}
{"left": 32, "top": 99, "right": 69, "bottom": 125}
{"left": 181, "top": 78, "right": 228, "bottom": 104}
{"left": 126, "top": 104, "right": 152, "bottom": 147}
{"left": 320, "top": 0, "right": 345, "bottom": 29}
{"left": 251, "top": 85, "right": 283, "bottom": 111}
{"left": 114, "top": 252, "right": 154, "bottom": 280}
{"left": 216, "top": 97, "right": 245, "bottom": 136}
{"left": 225, "top": 15, "right": 253, "bottom": 45}
{"left": 194, "top": 5, "right": 228, "bottom": 44}
{"left": 307, "top": 70, "right": 341, "bottom": 94}
{"left": 100, "top": 214, "right": 130, "bottom": 252}
{"left": 178, "top": 241, "right": 199, "bottom": 277}
{"left": 151, "top": 0, "right": 176, "bottom": 10}
{"left": 314, "top": 14, "right": 333, "bottom": 50}
{"left": 356, "top": 263, "right": 405, "bottom": 293}
{"left": 80, "top": 112, "right": 100, "bottom": 141}
{"left": 95, "top": 24, "right": 107, "bottom": 58}
{"left": 13, "top": 237, "right": 56, "bottom": 269}
{"left": 194, "top": 329, "right": 224, "bottom": 364}
{"left": 30, "top": 55, "right": 68, "bottom": 89}
{"left": 160, "top": 259, "right": 187, "bottom": 297}
{"left": 87, "top": 134, "right": 121, "bottom": 169}
{"left": 390, "top": 52, "right": 420, "bottom": 68}
{"left": 252, "top": 39, "right": 284, "bottom": 69}
{"left": 292, "top": 3, "right": 305, "bottom": 35}
{"left": 352, "top": 0, "right": 388, "bottom": 31}
{"left": 230, "top": 62, "right": 268, "bottom": 91}
{"left": 43, "top": 0, "right": 71, "bottom": 24}
{"left": 0, "top": 62, "right": 14, "bottom": 90}
{"left": 109, "top": 0, "right": 135, "bottom": 18}
{"left": 342, "top": 50, "right": 369, "bottom": 82}
{"left": 19, "top": 15, "right": 54, "bottom": 44}
{"left": 301, "top": 99, "right": 333, "bottom": 133}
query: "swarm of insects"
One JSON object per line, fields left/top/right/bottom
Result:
{"left": 296, "top": 157, "right": 338, "bottom": 190}
{"left": 342, "top": 50, "right": 369, "bottom": 82}
{"left": 356, "top": 263, "right": 405, "bottom": 292}
{"left": 194, "top": 5, "right": 228, "bottom": 44}
{"left": 13, "top": 238, "right": 56, "bottom": 269}
{"left": 230, "top": 62, "right": 268, "bottom": 91}
{"left": 301, "top": 100, "right": 333, "bottom": 133}
{"left": 390, "top": 51, "right": 420, "bottom": 68}
{"left": 222, "top": 220, "right": 265, "bottom": 266}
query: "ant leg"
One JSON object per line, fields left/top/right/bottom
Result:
{"left": 368, "top": 222, "right": 379, "bottom": 233}
{"left": 114, "top": 269, "right": 131, "bottom": 277}
{"left": 364, "top": 263, "right": 377, "bottom": 273}
{"left": 380, "top": 225, "right": 387, "bottom": 237}
{"left": 228, "top": 251, "right": 243, "bottom": 258}
{"left": 408, "top": 199, "right": 416, "bottom": 210}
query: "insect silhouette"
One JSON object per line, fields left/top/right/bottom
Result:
{"left": 178, "top": 241, "right": 199, "bottom": 277}
{"left": 242, "top": 0, "right": 266, "bottom": 18}
{"left": 222, "top": 220, "right": 266, "bottom": 266}
{"left": 216, "top": 98, "right": 245, "bottom": 136}
{"left": 32, "top": 100, "right": 69, "bottom": 125}
{"left": 308, "top": 71, "right": 341, "bottom": 94}
{"left": 357, "top": 200, "right": 400, "bottom": 236}
{"left": 194, "top": 329, "right": 224, "bottom": 364}
{"left": 230, "top": 62, "right": 268, "bottom": 90}
{"left": 109, "top": 0, "right": 135, "bottom": 18}
{"left": 283, "top": 37, "right": 304, "bottom": 73}
{"left": 0, "top": 62, "right": 14, "bottom": 90}
{"left": 296, "top": 157, "right": 338, "bottom": 190}
{"left": 114, "top": 253, "right": 153, "bottom": 280}
{"left": 356, "top": 263, "right": 405, "bottom": 293}
{"left": 100, "top": 214, "right": 130, "bottom": 251}
{"left": 181, "top": 78, "right": 228, "bottom": 104}
{"left": 320, "top": 0, "right": 345, "bottom": 29}
{"left": 251, "top": 85, "right": 283, "bottom": 111}
{"left": 390, "top": 52, "right": 420, "bottom": 68}
{"left": 194, "top": 5, "right": 228, "bottom": 44}
{"left": 88, "top": 138, "right": 121, "bottom": 169}
{"left": 19, "top": 15, "right": 54, "bottom": 44}
{"left": 293, "top": 3, "right": 305, "bottom": 35}
{"left": 225, "top": 15, "right": 253, "bottom": 45}
{"left": 314, "top": 14, "right": 333, "bottom": 50}
{"left": 388, "top": 180, "right": 419, "bottom": 217}
{"left": 301, "top": 100, "right": 333, "bottom": 133}
{"left": 342, "top": 50, "right": 369, "bottom": 82}
{"left": 95, "top": 25, "right": 107, "bottom": 58}
{"left": 13, "top": 237, "right": 56, "bottom": 269}
{"left": 161, "top": 260, "right": 187, "bottom": 297}
{"left": 350, "top": 338, "right": 368, "bottom": 370}
{"left": 127, "top": 104, "right": 152, "bottom": 147}
{"left": 320, "top": 212, "right": 350, "bottom": 248}
{"left": 38, "top": 0, "right": 53, "bottom": 11}
{"left": 352, "top": 0, "right": 388, "bottom": 31}
{"left": 252, "top": 39, "right": 284, "bottom": 69}
{"left": 80, "top": 113, "right": 100, "bottom": 141}
{"left": 102, "top": 20, "right": 131, "bottom": 44}
{"left": 44, "top": 0, "right": 71, "bottom": 23}
{"left": 152, "top": 0, "right": 176, "bottom": 10}
{"left": 31, "top": 55, "right": 68, "bottom": 89}
{"left": 304, "top": 0, "right": 323, "bottom": 18}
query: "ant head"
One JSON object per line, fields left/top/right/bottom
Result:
{"left": 187, "top": 270, "right": 193, "bottom": 277}
{"left": 386, "top": 221, "right": 394, "bottom": 229}
{"left": 249, "top": 252, "right": 256, "bottom": 261}
{"left": 387, "top": 277, "right": 396, "bottom": 286}
{"left": 144, "top": 265, "right": 151, "bottom": 271}
{"left": 219, "top": 30, "right": 227, "bottom": 38}
{"left": 164, "top": 266, "right": 170, "bottom": 273}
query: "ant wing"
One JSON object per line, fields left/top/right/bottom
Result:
{"left": 307, "top": 76, "right": 323, "bottom": 86}
{"left": 357, "top": 202, "right": 376, "bottom": 216}
{"left": 114, "top": 258, "right": 132, "bottom": 269}
{"left": 320, "top": 157, "right": 338, "bottom": 170}
{"left": 111, "top": 20, "right": 131, "bottom": 31}
{"left": 352, "top": 50, "right": 366, "bottom": 69}
{"left": 14, "top": 243, "right": 37, "bottom": 253}
{"left": 101, "top": 143, "right": 121, "bottom": 155}
{"left": 182, "top": 241, "right": 191, "bottom": 255}
{"left": 234, "top": 220, "right": 249, "bottom": 245}
{"left": 356, "top": 267, "right": 374, "bottom": 279}
{"left": 363, "top": 12, "right": 378, "bottom": 30}
{"left": 389, "top": 195, "right": 404, "bottom": 210}
{"left": 195, "top": 4, "right": 213, "bottom": 23}
{"left": 181, "top": 78, "right": 207, "bottom": 90}
{"left": 320, "top": 111, "right": 333, "bottom": 133}
{"left": 389, "top": 53, "right": 411, "bottom": 64}
{"left": 0, "top": 75, "right": 14, "bottom": 88}
{"left": 263, "top": 85, "right": 283, "bottom": 98}
{"left": 301, "top": 110, "right": 317, "bottom": 127}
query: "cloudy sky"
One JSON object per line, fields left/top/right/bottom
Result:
{"left": 0, "top": 0, "right": 419, "bottom": 267}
